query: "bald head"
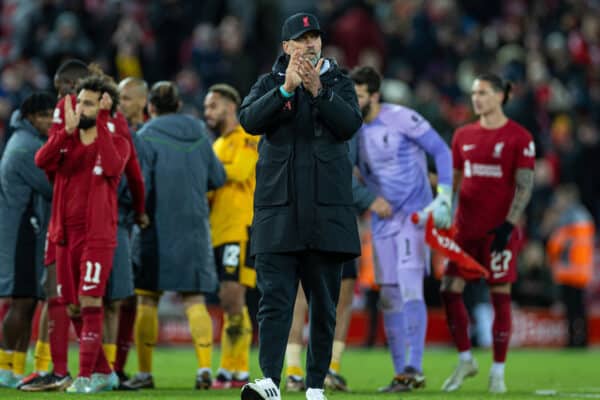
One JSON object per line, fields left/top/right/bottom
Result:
{"left": 118, "top": 77, "right": 148, "bottom": 125}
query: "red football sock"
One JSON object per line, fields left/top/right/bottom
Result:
{"left": 491, "top": 292, "right": 511, "bottom": 363}
{"left": 94, "top": 345, "right": 112, "bottom": 374}
{"left": 78, "top": 306, "right": 104, "bottom": 377}
{"left": 114, "top": 301, "right": 136, "bottom": 373}
{"left": 442, "top": 291, "right": 471, "bottom": 352}
{"left": 71, "top": 316, "right": 82, "bottom": 337}
{"left": 48, "top": 298, "right": 70, "bottom": 376}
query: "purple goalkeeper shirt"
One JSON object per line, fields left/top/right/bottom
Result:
{"left": 358, "top": 103, "right": 435, "bottom": 238}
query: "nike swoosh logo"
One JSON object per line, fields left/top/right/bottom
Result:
{"left": 82, "top": 284, "right": 97, "bottom": 291}
{"left": 493, "top": 272, "right": 506, "bottom": 279}
{"left": 463, "top": 144, "right": 476, "bottom": 151}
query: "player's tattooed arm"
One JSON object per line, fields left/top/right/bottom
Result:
{"left": 506, "top": 168, "right": 534, "bottom": 225}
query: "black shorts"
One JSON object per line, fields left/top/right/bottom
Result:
{"left": 341, "top": 259, "right": 358, "bottom": 280}
{"left": 0, "top": 212, "right": 44, "bottom": 299}
{"left": 214, "top": 241, "right": 256, "bottom": 288}
{"left": 105, "top": 225, "right": 134, "bottom": 301}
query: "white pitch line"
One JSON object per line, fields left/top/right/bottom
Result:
{"left": 535, "top": 390, "right": 600, "bottom": 398}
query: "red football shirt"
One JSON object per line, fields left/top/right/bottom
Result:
{"left": 452, "top": 119, "right": 535, "bottom": 240}
{"left": 64, "top": 139, "right": 97, "bottom": 227}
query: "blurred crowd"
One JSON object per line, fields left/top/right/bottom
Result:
{"left": 1, "top": 0, "right": 599, "bottom": 309}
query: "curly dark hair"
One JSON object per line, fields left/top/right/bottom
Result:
{"left": 20, "top": 92, "right": 56, "bottom": 120}
{"left": 350, "top": 66, "right": 382, "bottom": 95}
{"left": 76, "top": 74, "right": 119, "bottom": 114}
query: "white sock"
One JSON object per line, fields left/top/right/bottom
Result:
{"left": 197, "top": 367, "right": 211, "bottom": 376}
{"left": 286, "top": 343, "right": 303, "bottom": 369}
{"left": 217, "top": 368, "right": 232, "bottom": 380}
{"left": 491, "top": 362, "right": 505, "bottom": 375}
{"left": 234, "top": 371, "right": 249, "bottom": 380}
{"left": 458, "top": 350, "right": 472, "bottom": 362}
{"left": 136, "top": 372, "right": 152, "bottom": 379}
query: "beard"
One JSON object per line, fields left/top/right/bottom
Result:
{"left": 306, "top": 51, "right": 321, "bottom": 66}
{"left": 360, "top": 102, "right": 371, "bottom": 119}
{"left": 207, "top": 118, "right": 224, "bottom": 135}
{"left": 78, "top": 116, "right": 96, "bottom": 130}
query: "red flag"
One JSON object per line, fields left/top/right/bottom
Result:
{"left": 422, "top": 214, "right": 489, "bottom": 279}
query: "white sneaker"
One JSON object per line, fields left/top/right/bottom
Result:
{"left": 441, "top": 358, "right": 478, "bottom": 392}
{"left": 489, "top": 372, "right": 507, "bottom": 394}
{"left": 241, "top": 377, "right": 281, "bottom": 400}
{"left": 306, "top": 388, "right": 327, "bottom": 400}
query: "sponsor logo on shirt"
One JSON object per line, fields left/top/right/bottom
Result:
{"left": 523, "top": 141, "right": 535, "bottom": 157}
{"left": 462, "top": 144, "right": 476, "bottom": 151}
{"left": 493, "top": 142, "right": 504, "bottom": 158}
{"left": 93, "top": 165, "right": 103, "bottom": 175}
{"left": 107, "top": 121, "right": 115, "bottom": 133}
{"left": 464, "top": 161, "right": 503, "bottom": 178}
{"left": 473, "top": 163, "right": 502, "bottom": 177}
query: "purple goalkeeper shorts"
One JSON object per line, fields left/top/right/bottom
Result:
{"left": 372, "top": 217, "right": 430, "bottom": 285}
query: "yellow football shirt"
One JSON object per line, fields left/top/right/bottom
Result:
{"left": 209, "top": 125, "right": 259, "bottom": 247}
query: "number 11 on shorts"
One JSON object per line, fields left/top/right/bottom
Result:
{"left": 84, "top": 261, "right": 102, "bottom": 284}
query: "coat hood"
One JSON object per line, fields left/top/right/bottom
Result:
{"left": 9, "top": 109, "right": 45, "bottom": 139}
{"left": 142, "top": 114, "right": 209, "bottom": 143}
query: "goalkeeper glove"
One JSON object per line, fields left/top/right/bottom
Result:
{"left": 421, "top": 184, "right": 452, "bottom": 229}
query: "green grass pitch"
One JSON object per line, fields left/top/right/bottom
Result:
{"left": 2, "top": 347, "right": 599, "bottom": 399}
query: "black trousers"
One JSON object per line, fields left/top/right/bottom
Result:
{"left": 560, "top": 285, "right": 588, "bottom": 347}
{"left": 255, "top": 251, "right": 342, "bottom": 388}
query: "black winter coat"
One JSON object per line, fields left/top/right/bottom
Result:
{"left": 240, "top": 55, "right": 362, "bottom": 261}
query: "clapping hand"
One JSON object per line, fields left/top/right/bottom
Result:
{"left": 99, "top": 92, "right": 113, "bottom": 111}
{"left": 298, "top": 57, "right": 323, "bottom": 97}
{"left": 283, "top": 50, "right": 303, "bottom": 93}
{"left": 64, "top": 95, "right": 80, "bottom": 134}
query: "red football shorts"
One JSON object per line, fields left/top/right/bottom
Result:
{"left": 445, "top": 228, "right": 522, "bottom": 284}
{"left": 55, "top": 228, "right": 114, "bottom": 304}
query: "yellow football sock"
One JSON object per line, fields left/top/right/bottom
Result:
{"left": 329, "top": 340, "right": 346, "bottom": 373}
{"left": 12, "top": 351, "right": 26, "bottom": 376}
{"left": 234, "top": 307, "right": 252, "bottom": 374}
{"left": 33, "top": 341, "right": 51, "bottom": 372}
{"left": 219, "top": 312, "right": 242, "bottom": 372}
{"left": 134, "top": 304, "right": 158, "bottom": 374}
{"left": 285, "top": 343, "right": 304, "bottom": 377}
{"left": 103, "top": 344, "right": 117, "bottom": 369}
{"left": 186, "top": 303, "right": 213, "bottom": 370}
{"left": 0, "top": 349, "right": 12, "bottom": 371}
